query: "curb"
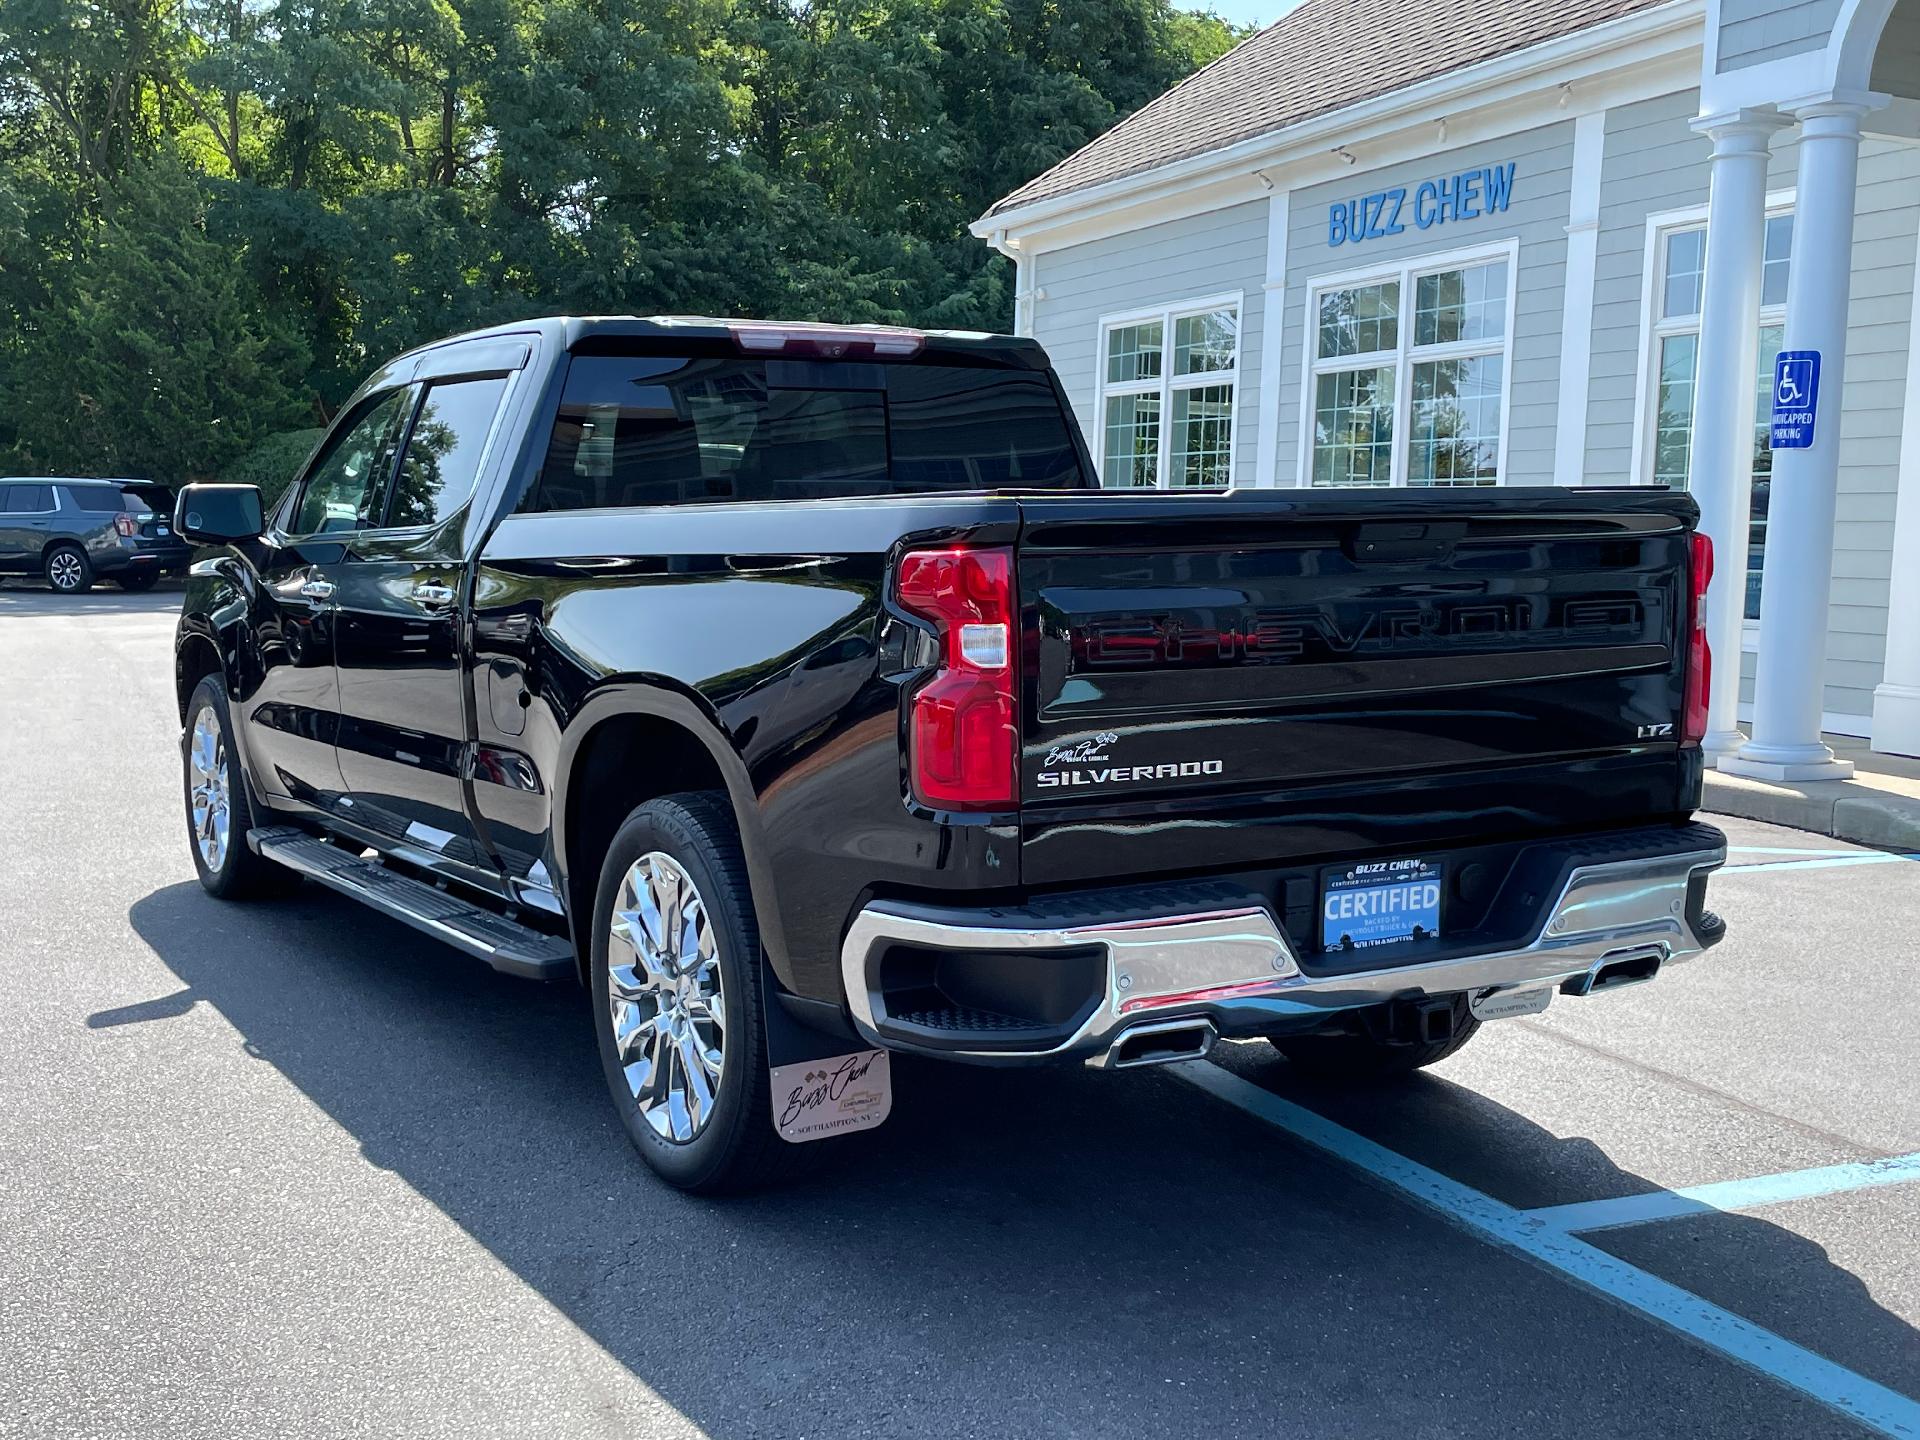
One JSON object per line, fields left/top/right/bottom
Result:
{"left": 1705, "top": 770, "right": 1920, "bottom": 852}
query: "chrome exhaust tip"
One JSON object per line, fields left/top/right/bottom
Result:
{"left": 1562, "top": 944, "right": 1666, "bottom": 997}
{"left": 1091, "top": 1018, "right": 1218, "bottom": 1070}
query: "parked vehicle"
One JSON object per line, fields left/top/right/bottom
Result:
{"left": 171, "top": 317, "right": 1727, "bottom": 1192}
{"left": 0, "top": 478, "right": 189, "bottom": 592}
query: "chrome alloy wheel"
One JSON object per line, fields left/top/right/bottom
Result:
{"left": 187, "top": 707, "right": 232, "bottom": 872}
{"left": 606, "top": 852, "right": 727, "bottom": 1143}
{"left": 48, "top": 550, "right": 84, "bottom": 591}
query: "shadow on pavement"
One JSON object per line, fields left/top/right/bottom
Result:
{"left": 118, "top": 877, "right": 1914, "bottom": 1437}
{"left": 0, "top": 576, "right": 186, "bottom": 618}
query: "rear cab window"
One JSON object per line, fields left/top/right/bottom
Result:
{"left": 523, "top": 354, "right": 1088, "bottom": 511}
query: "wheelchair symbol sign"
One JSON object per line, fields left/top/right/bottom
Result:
{"left": 1771, "top": 350, "right": 1820, "bottom": 449}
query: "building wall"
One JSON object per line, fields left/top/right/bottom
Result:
{"left": 1270, "top": 119, "right": 1577, "bottom": 485}
{"left": 1028, "top": 200, "right": 1268, "bottom": 487}
{"left": 1023, "top": 86, "right": 1919, "bottom": 729}
{"left": 1715, "top": 0, "right": 1843, "bottom": 70}
{"left": 1578, "top": 89, "right": 1919, "bottom": 724}
{"left": 1585, "top": 90, "right": 1712, "bottom": 485}
{"left": 1819, "top": 137, "right": 1920, "bottom": 721}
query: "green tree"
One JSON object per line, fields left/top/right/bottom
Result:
{"left": 7, "top": 154, "right": 310, "bottom": 483}
{"left": 0, "top": 0, "right": 1245, "bottom": 473}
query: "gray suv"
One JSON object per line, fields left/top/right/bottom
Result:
{"left": 0, "top": 479, "right": 190, "bottom": 593}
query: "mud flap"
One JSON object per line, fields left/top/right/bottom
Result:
{"left": 760, "top": 962, "right": 893, "bottom": 1144}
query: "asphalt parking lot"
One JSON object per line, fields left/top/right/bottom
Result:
{"left": 2, "top": 580, "right": 1917, "bottom": 1439}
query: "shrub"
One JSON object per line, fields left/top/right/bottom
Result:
{"left": 219, "top": 428, "right": 324, "bottom": 507}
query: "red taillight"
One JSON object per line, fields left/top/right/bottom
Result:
{"left": 113, "top": 513, "right": 139, "bottom": 538}
{"left": 728, "top": 321, "right": 923, "bottom": 358}
{"left": 1682, "top": 531, "right": 1713, "bottom": 746}
{"left": 896, "top": 546, "right": 1017, "bottom": 811}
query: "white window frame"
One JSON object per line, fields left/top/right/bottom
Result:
{"left": 1294, "top": 237, "right": 1520, "bottom": 490}
{"left": 1628, "top": 191, "right": 1794, "bottom": 651}
{"left": 1091, "top": 291, "right": 1243, "bottom": 489}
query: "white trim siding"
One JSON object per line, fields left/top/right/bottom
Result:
{"left": 1555, "top": 110, "right": 1609, "bottom": 483}
{"left": 1253, "top": 188, "right": 1291, "bottom": 487}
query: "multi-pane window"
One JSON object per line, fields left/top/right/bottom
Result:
{"left": 1097, "top": 299, "right": 1240, "bottom": 489}
{"left": 1307, "top": 252, "right": 1511, "bottom": 488}
{"left": 1646, "top": 212, "right": 1792, "bottom": 621}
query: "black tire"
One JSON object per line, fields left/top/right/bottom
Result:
{"left": 44, "top": 544, "right": 93, "bottom": 594}
{"left": 182, "top": 676, "right": 296, "bottom": 899}
{"left": 1272, "top": 1016, "right": 1481, "bottom": 1083}
{"left": 115, "top": 570, "right": 160, "bottom": 592}
{"left": 589, "top": 791, "right": 794, "bottom": 1193}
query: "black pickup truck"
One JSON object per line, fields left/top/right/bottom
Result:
{"left": 172, "top": 316, "right": 1726, "bottom": 1191}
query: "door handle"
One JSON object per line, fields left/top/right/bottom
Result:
{"left": 410, "top": 582, "right": 456, "bottom": 608}
{"left": 299, "top": 577, "right": 335, "bottom": 601}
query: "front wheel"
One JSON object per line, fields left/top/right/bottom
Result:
{"left": 589, "top": 791, "right": 791, "bottom": 1193}
{"left": 183, "top": 676, "right": 294, "bottom": 899}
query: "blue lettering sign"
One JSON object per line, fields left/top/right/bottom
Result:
{"left": 1329, "top": 162, "right": 1517, "bottom": 247}
{"left": 1771, "top": 350, "right": 1821, "bottom": 449}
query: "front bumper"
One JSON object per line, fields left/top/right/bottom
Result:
{"left": 840, "top": 825, "right": 1726, "bottom": 1068}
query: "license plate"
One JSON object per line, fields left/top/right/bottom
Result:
{"left": 1469, "top": 985, "right": 1553, "bottom": 1022}
{"left": 1321, "top": 858, "right": 1442, "bottom": 951}
{"left": 155, "top": 526, "right": 169, "bottom": 536}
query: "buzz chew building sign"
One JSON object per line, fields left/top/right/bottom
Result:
{"left": 1327, "top": 163, "right": 1518, "bottom": 247}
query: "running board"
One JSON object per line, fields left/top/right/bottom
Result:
{"left": 250, "top": 827, "right": 574, "bottom": 981}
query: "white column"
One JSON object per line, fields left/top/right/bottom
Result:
{"left": 1870, "top": 206, "right": 1920, "bottom": 756}
{"left": 1723, "top": 101, "right": 1873, "bottom": 782}
{"left": 1687, "top": 109, "right": 1788, "bottom": 762}
{"left": 1553, "top": 109, "right": 1607, "bottom": 486}
{"left": 1254, "top": 188, "right": 1290, "bottom": 486}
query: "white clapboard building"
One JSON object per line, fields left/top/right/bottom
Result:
{"left": 973, "top": 0, "right": 1920, "bottom": 771}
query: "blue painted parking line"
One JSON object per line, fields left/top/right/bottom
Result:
{"left": 1178, "top": 1061, "right": 1920, "bottom": 1439}
{"left": 1527, "top": 1153, "right": 1920, "bottom": 1234}
{"left": 1728, "top": 846, "right": 1867, "bottom": 857}
{"left": 1721, "top": 853, "right": 1918, "bottom": 874}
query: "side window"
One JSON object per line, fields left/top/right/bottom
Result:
{"left": 291, "top": 388, "right": 416, "bottom": 536}
{"left": 385, "top": 375, "right": 510, "bottom": 529}
{"left": 4, "top": 483, "right": 55, "bottom": 512}
{"left": 63, "top": 487, "right": 119, "bottom": 512}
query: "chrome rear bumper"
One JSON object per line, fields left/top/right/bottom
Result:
{"left": 839, "top": 838, "right": 1726, "bottom": 1067}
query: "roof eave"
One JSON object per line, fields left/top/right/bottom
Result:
{"left": 970, "top": 0, "right": 1705, "bottom": 244}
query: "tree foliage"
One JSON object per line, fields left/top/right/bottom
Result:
{"left": 0, "top": 0, "right": 1244, "bottom": 484}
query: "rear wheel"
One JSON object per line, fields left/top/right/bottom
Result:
{"left": 44, "top": 545, "right": 92, "bottom": 594}
{"left": 115, "top": 570, "right": 159, "bottom": 592}
{"left": 1272, "top": 1017, "right": 1481, "bottom": 1083}
{"left": 183, "top": 676, "right": 295, "bottom": 899}
{"left": 589, "top": 791, "right": 791, "bottom": 1193}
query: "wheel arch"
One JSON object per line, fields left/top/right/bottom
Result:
{"left": 553, "top": 684, "right": 789, "bottom": 987}
{"left": 175, "top": 631, "right": 228, "bottom": 723}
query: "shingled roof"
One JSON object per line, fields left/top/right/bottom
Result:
{"left": 985, "top": 0, "right": 1676, "bottom": 218}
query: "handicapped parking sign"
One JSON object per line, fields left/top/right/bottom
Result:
{"left": 1770, "top": 350, "right": 1820, "bottom": 449}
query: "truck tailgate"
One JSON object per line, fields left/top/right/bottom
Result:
{"left": 1015, "top": 489, "right": 1697, "bottom": 886}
